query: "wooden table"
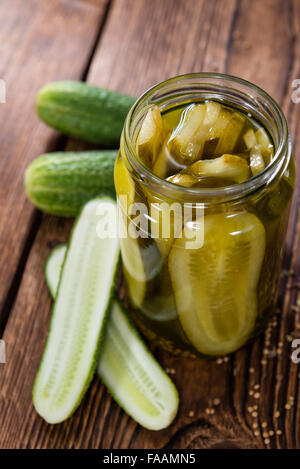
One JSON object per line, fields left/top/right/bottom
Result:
{"left": 0, "top": 0, "right": 299, "bottom": 449}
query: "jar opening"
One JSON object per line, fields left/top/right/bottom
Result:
{"left": 122, "top": 73, "right": 290, "bottom": 204}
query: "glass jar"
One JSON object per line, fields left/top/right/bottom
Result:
{"left": 115, "top": 73, "right": 295, "bottom": 358}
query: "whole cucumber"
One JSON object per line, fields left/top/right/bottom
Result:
{"left": 36, "top": 81, "right": 135, "bottom": 145}
{"left": 25, "top": 150, "right": 117, "bottom": 217}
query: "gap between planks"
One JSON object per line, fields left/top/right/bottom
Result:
{"left": 0, "top": 0, "right": 114, "bottom": 339}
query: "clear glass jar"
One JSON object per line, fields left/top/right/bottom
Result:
{"left": 115, "top": 73, "right": 295, "bottom": 358}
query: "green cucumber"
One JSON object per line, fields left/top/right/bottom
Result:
{"left": 37, "top": 81, "right": 135, "bottom": 145}
{"left": 24, "top": 150, "right": 117, "bottom": 217}
{"left": 45, "top": 247, "right": 179, "bottom": 430}
{"left": 99, "top": 300, "right": 179, "bottom": 430}
{"left": 33, "top": 197, "right": 120, "bottom": 424}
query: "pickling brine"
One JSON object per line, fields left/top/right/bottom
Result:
{"left": 115, "top": 73, "right": 295, "bottom": 357}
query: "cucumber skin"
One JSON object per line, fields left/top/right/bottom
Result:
{"left": 37, "top": 81, "right": 135, "bottom": 145}
{"left": 33, "top": 197, "right": 120, "bottom": 424}
{"left": 25, "top": 150, "right": 117, "bottom": 217}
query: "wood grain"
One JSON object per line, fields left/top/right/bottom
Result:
{"left": 1, "top": 0, "right": 300, "bottom": 449}
{"left": 0, "top": 0, "right": 108, "bottom": 330}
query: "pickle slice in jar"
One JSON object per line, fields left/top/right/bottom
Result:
{"left": 168, "top": 102, "right": 247, "bottom": 162}
{"left": 121, "top": 236, "right": 146, "bottom": 308}
{"left": 250, "top": 144, "right": 265, "bottom": 176}
{"left": 137, "top": 105, "right": 165, "bottom": 168}
{"left": 197, "top": 101, "right": 222, "bottom": 157}
{"left": 215, "top": 112, "right": 245, "bottom": 155}
{"left": 114, "top": 155, "right": 135, "bottom": 210}
{"left": 187, "top": 154, "right": 249, "bottom": 184}
{"left": 169, "top": 211, "right": 266, "bottom": 355}
{"left": 168, "top": 102, "right": 222, "bottom": 163}
{"left": 115, "top": 155, "right": 163, "bottom": 307}
{"left": 255, "top": 128, "right": 274, "bottom": 164}
{"left": 205, "top": 108, "right": 232, "bottom": 147}
{"left": 142, "top": 263, "right": 178, "bottom": 322}
{"left": 153, "top": 142, "right": 171, "bottom": 179}
{"left": 167, "top": 173, "right": 199, "bottom": 187}
{"left": 243, "top": 129, "right": 257, "bottom": 150}
{"left": 242, "top": 127, "right": 274, "bottom": 166}
{"left": 149, "top": 198, "right": 183, "bottom": 257}
{"left": 121, "top": 234, "right": 163, "bottom": 308}
{"left": 168, "top": 103, "right": 206, "bottom": 163}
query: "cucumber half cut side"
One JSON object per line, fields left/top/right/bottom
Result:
{"left": 33, "top": 197, "right": 120, "bottom": 424}
{"left": 45, "top": 246, "right": 179, "bottom": 430}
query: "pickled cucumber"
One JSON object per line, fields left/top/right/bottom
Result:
{"left": 168, "top": 104, "right": 206, "bottom": 163}
{"left": 124, "top": 98, "right": 281, "bottom": 358}
{"left": 215, "top": 112, "right": 245, "bottom": 155}
{"left": 167, "top": 173, "right": 199, "bottom": 187}
{"left": 243, "top": 127, "right": 274, "bottom": 167}
{"left": 114, "top": 155, "right": 135, "bottom": 210}
{"left": 243, "top": 129, "right": 257, "bottom": 150}
{"left": 121, "top": 231, "right": 163, "bottom": 308}
{"left": 187, "top": 154, "right": 249, "bottom": 184}
{"left": 255, "top": 128, "right": 274, "bottom": 164}
{"left": 135, "top": 100, "right": 273, "bottom": 183}
{"left": 168, "top": 102, "right": 223, "bottom": 163}
{"left": 149, "top": 199, "right": 183, "bottom": 257}
{"left": 204, "top": 108, "right": 232, "bottom": 156}
{"left": 153, "top": 142, "right": 172, "bottom": 179}
{"left": 250, "top": 144, "right": 265, "bottom": 176}
{"left": 169, "top": 211, "right": 266, "bottom": 355}
{"left": 137, "top": 106, "right": 165, "bottom": 168}
{"left": 121, "top": 236, "right": 147, "bottom": 308}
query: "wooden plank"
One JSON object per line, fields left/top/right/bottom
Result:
{"left": 1, "top": 0, "right": 300, "bottom": 449}
{"left": 88, "top": 0, "right": 233, "bottom": 95}
{"left": 0, "top": 0, "right": 108, "bottom": 329}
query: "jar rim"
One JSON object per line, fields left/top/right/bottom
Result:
{"left": 123, "top": 72, "right": 290, "bottom": 203}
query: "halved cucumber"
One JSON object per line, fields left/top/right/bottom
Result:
{"left": 45, "top": 245, "right": 179, "bottom": 430}
{"left": 33, "top": 198, "right": 120, "bottom": 424}
{"left": 169, "top": 211, "right": 266, "bottom": 355}
{"left": 99, "top": 300, "right": 178, "bottom": 430}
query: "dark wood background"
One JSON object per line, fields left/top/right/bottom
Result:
{"left": 0, "top": 0, "right": 300, "bottom": 449}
